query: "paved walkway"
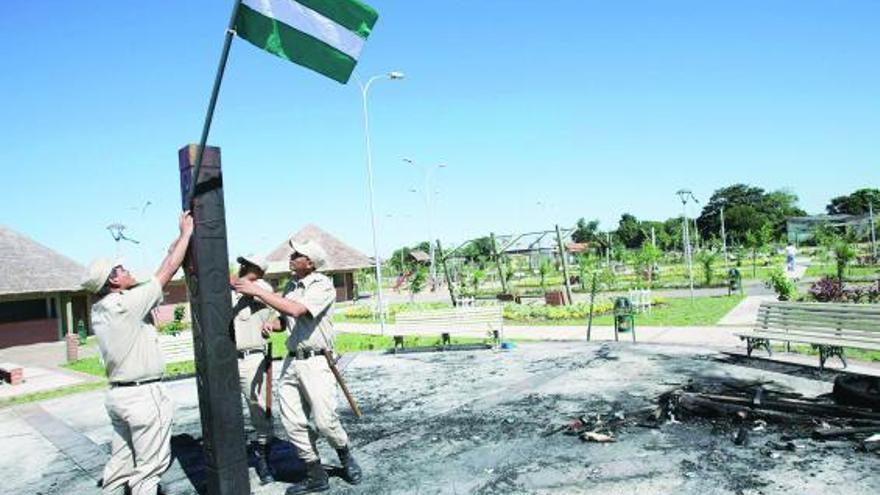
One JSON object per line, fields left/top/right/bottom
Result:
{"left": 717, "top": 295, "right": 775, "bottom": 326}
{"left": 340, "top": 322, "right": 739, "bottom": 351}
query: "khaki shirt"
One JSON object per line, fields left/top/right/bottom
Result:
{"left": 92, "top": 276, "right": 165, "bottom": 383}
{"left": 283, "top": 272, "right": 336, "bottom": 352}
{"left": 232, "top": 279, "right": 275, "bottom": 351}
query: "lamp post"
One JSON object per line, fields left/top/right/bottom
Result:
{"left": 357, "top": 71, "right": 404, "bottom": 334}
{"left": 676, "top": 189, "right": 699, "bottom": 301}
{"left": 403, "top": 158, "right": 446, "bottom": 287}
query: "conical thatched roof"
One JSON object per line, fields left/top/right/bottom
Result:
{"left": 265, "top": 224, "right": 373, "bottom": 274}
{"left": 0, "top": 225, "right": 86, "bottom": 297}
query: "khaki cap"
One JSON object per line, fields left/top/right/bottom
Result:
{"left": 288, "top": 239, "right": 327, "bottom": 270}
{"left": 82, "top": 258, "right": 118, "bottom": 293}
{"left": 236, "top": 254, "right": 268, "bottom": 273}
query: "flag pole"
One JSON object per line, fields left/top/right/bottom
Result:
{"left": 186, "top": 0, "right": 243, "bottom": 207}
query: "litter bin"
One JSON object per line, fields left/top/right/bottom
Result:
{"left": 727, "top": 268, "right": 742, "bottom": 296}
{"left": 77, "top": 319, "right": 87, "bottom": 346}
{"left": 613, "top": 297, "right": 635, "bottom": 342}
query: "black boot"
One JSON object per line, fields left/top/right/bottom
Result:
{"left": 286, "top": 461, "right": 329, "bottom": 495}
{"left": 336, "top": 446, "right": 363, "bottom": 485}
{"left": 255, "top": 444, "right": 275, "bottom": 485}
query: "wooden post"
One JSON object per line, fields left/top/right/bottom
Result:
{"left": 490, "top": 232, "right": 508, "bottom": 295}
{"left": 178, "top": 144, "right": 250, "bottom": 495}
{"left": 555, "top": 225, "right": 574, "bottom": 305}
{"left": 437, "top": 240, "right": 457, "bottom": 307}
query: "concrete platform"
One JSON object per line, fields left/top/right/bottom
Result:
{"left": 1, "top": 342, "right": 878, "bottom": 494}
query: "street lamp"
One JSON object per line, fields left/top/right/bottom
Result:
{"left": 676, "top": 189, "right": 699, "bottom": 301}
{"left": 403, "top": 158, "right": 446, "bottom": 288}
{"left": 357, "top": 71, "right": 405, "bottom": 334}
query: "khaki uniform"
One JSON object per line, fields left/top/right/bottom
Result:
{"left": 91, "top": 277, "right": 173, "bottom": 495}
{"left": 278, "top": 272, "right": 349, "bottom": 463}
{"left": 232, "top": 279, "right": 275, "bottom": 445}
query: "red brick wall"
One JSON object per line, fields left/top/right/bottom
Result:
{"left": 0, "top": 318, "right": 59, "bottom": 349}
{"left": 164, "top": 284, "right": 189, "bottom": 305}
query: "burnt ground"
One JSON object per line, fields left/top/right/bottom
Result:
{"left": 250, "top": 342, "right": 877, "bottom": 495}
{"left": 3, "top": 342, "right": 877, "bottom": 495}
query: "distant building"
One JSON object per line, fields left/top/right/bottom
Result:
{"left": 0, "top": 226, "right": 88, "bottom": 348}
{"left": 408, "top": 249, "right": 430, "bottom": 264}
{"left": 265, "top": 224, "right": 373, "bottom": 302}
{"left": 786, "top": 214, "right": 872, "bottom": 244}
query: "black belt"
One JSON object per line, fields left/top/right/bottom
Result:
{"left": 237, "top": 348, "right": 265, "bottom": 359}
{"left": 110, "top": 377, "right": 162, "bottom": 388}
{"left": 288, "top": 348, "right": 328, "bottom": 360}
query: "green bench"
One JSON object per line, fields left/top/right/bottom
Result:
{"left": 735, "top": 302, "right": 880, "bottom": 369}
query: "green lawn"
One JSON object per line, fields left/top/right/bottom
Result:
{"left": 804, "top": 263, "right": 880, "bottom": 280}
{"left": 772, "top": 343, "right": 880, "bottom": 363}
{"left": 0, "top": 381, "right": 108, "bottom": 409}
{"left": 589, "top": 295, "right": 744, "bottom": 326}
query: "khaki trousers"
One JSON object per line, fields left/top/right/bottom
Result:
{"left": 278, "top": 355, "right": 350, "bottom": 463}
{"left": 102, "top": 382, "right": 174, "bottom": 495}
{"left": 238, "top": 352, "right": 272, "bottom": 444}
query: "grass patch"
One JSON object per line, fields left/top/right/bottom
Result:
{"left": 0, "top": 380, "right": 107, "bottom": 409}
{"left": 772, "top": 343, "right": 880, "bottom": 363}
{"left": 64, "top": 357, "right": 197, "bottom": 379}
{"left": 804, "top": 264, "right": 880, "bottom": 280}
{"left": 589, "top": 295, "right": 744, "bottom": 326}
{"left": 269, "top": 331, "right": 492, "bottom": 357}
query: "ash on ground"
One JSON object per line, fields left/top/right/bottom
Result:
{"left": 311, "top": 342, "right": 878, "bottom": 495}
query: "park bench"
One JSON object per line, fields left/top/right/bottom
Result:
{"left": 159, "top": 332, "right": 195, "bottom": 364}
{"left": 393, "top": 305, "right": 504, "bottom": 353}
{"left": 735, "top": 302, "right": 880, "bottom": 369}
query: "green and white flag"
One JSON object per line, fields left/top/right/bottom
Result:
{"left": 235, "top": 0, "right": 379, "bottom": 84}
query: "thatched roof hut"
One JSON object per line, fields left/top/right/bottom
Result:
{"left": 0, "top": 226, "right": 88, "bottom": 348}
{"left": 0, "top": 226, "right": 84, "bottom": 297}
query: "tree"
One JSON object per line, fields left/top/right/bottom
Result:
{"left": 831, "top": 235, "right": 857, "bottom": 282}
{"left": 744, "top": 224, "right": 773, "bottom": 278}
{"left": 826, "top": 188, "right": 880, "bottom": 215}
{"left": 615, "top": 213, "right": 646, "bottom": 249}
{"left": 538, "top": 258, "right": 554, "bottom": 293}
{"left": 576, "top": 254, "right": 599, "bottom": 290}
{"left": 636, "top": 241, "right": 662, "bottom": 286}
{"left": 408, "top": 266, "right": 427, "bottom": 302}
{"left": 572, "top": 218, "right": 601, "bottom": 244}
{"left": 697, "top": 184, "right": 805, "bottom": 243}
{"left": 696, "top": 250, "right": 720, "bottom": 286}
{"left": 459, "top": 237, "right": 493, "bottom": 265}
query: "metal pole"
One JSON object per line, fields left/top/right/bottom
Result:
{"left": 606, "top": 232, "right": 612, "bottom": 266}
{"left": 870, "top": 202, "right": 877, "bottom": 260}
{"left": 359, "top": 77, "right": 387, "bottom": 335}
{"left": 186, "top": 0, "right": 242, "bottom": 208}
{"left": 683, "top": 204, "right": 694, "bottom": 301}
{"left": 721, "top": 206, "right": 729, "bottom": 270}
{"left": 555, "top": 224, "right": 574, "bottom": 305}
{"left": 425, "top": 168, "right": 436, "bottom": 286}
{"left": 651, "top": 226, "right": 656, "bottom": 249}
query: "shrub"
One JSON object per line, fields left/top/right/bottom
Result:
{"left": 808, "top": 277, "right": 844, "bottom": 302}
{"left": 766, "top": 269, "right": 797, "bottom": 301}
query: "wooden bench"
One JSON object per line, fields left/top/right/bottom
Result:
{"left": 393, "top": 306, "right": 504, "bottom": 352}
{"left": 159, "top": 332, "right": 195, "bottom": 364}
{"left": 735, "top": 302, "right": 880, "bottom": 369}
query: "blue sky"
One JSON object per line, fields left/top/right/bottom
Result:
{"left": 1, "top": 0, "right": 878, "bottom": 271}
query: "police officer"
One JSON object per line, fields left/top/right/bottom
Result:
{"left": 234, "top": 238, "right": 361, "bottom": 495}
{"left": 82, "top": 211, "right": 193, "bottom": 495}
{"left": 231, "top": 254, "right": 275, "bottom": 484}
